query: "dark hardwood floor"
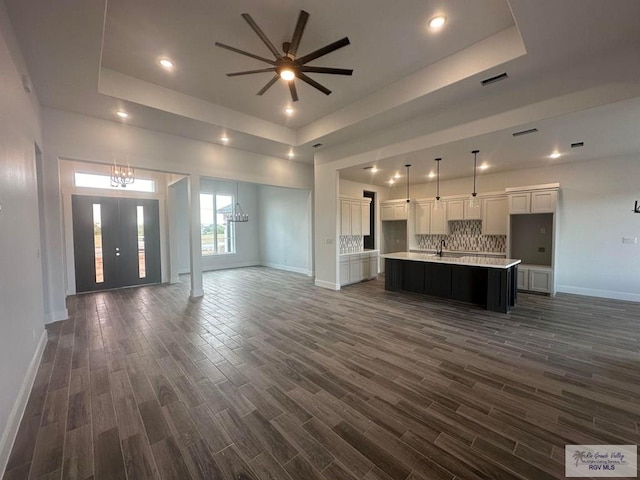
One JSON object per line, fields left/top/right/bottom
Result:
{"left": 4, "top": 267, "right": 640, "bottom": 480}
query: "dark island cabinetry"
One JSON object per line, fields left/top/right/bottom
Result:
{"left": 384, "top": 255, "right": 518, "bottom": 313}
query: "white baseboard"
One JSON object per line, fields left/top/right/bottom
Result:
{"left": 314, "top": 279, "right": 340, "bottom": 290}
{"left": 557, "top": 285, "right": 640, "bottom": 303}
{"left": 261, "top": 262, "right": 312, "bottom": 276}
{"left": 0, "top": 330, "right": 47, "bottom": 476}
{"left": 45, "top": 308, "right": 68, "bottom": 324}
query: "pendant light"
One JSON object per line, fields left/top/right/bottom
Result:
{"left": 224, "top": 182, "right": 249, "bottom": 223}
{"left": 405, "top": 164, "right": 411, "bottom": 203}
{"left": 469, "top": 149, "right": 480, "bottom": 208}
{"left": 434, "top": 158, "right": 443, "bottom": 210}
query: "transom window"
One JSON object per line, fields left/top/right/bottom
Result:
{"left": 74, "top": 172, "right": 155, "bottom": 193}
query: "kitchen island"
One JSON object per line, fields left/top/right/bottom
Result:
{"left": 383, "top": 252, "right": 520, "bottom": 313}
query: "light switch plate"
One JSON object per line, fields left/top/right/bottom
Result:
{"left": 622, "top": 236, "right": 638, "bottom": 245}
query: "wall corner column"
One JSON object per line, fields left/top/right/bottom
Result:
{"left": 313, "top": 163, "right": 339, "bottom": 290}
{"left": 188, "top": 174, "right": 203, "bottom": 298}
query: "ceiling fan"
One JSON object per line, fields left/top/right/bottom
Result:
{"left": 215, "top": 10, "right": 353, "bottom": 102}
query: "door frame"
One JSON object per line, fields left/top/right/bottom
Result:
{"left": 61, "top": 171, "right": 169, "bottom": 295}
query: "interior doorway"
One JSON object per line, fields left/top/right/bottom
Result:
{"left": 72, "top": 195, "right": 161, "bottom": 292}
{"left": 364, "top": 190, "right": 376, "bottom": 250}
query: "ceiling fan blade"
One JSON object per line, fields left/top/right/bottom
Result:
{"left": 296, "top": 37, "right": 350, "bottom": 65}
{"left": 287, "top": 10, "right": 309, "bottom": 57}
{"left": 241, "top": 13, "right": 281, "bottom": 59}
{"left": 300, "top": 66, "right": 353, "bottom": 76}
{"left": 256, "top": 75, "right": 279, "bottom": 96}
{"left": 215, "top": 42, "right": 276, "bottom": 65}
{"left": 227, "top": 68, "right": 276, "bottom": 77}
{"left": 297, "top": 72, "right": 332, "bottom": 95}
{"left": 288, "top": 81, "right": 299, "bottom": 102}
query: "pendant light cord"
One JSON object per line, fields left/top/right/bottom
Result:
{"left": 405, "top": 164, "right": 411, "bottom": 203}
{"left": 435, "top": 158, "right": 441, "bottom": 200}
{"left": 471, "top": 150, "right": 479, "bottom": 197}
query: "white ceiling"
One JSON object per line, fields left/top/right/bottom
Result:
{"left": 5, "top": 0, "right": 640, "bottom": 176}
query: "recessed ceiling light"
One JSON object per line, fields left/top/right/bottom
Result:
{"left": 480, "top": 164, "right": 489, "bottom": 170}
{"left": 116, "top": 111, "right": 128, "bottom": 118}
{"left": 549, "top": 152, "right": 561, "bottom": 159}
{"left": 287, "top": 151, "right": 294, "bottom": 158}
{"left": 428, "top": 15, "right": 447, "bottom": 29}
{"left": 220, "top": 136, "right": 229, "bottom": 143}
{"left": 428, "top": 172, "right": 435, "bottom": 178}
{"left": 370, "top": 167, "right": 378, "bottom": 173}
{"left": 284, "top": 106, "right": 294, "bottom": 115}
{"left": 388, "top": 179, "right": 395, "bottom": 185}
{"left": 394, "top": 173, "right": 401, "bottom": 179}
{"left": 159, "top": 58, "right": 174, "bottom": 69}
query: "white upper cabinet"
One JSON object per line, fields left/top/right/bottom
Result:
{"left": 361, "top": 202, "right": 370, "bottom": 236}
{"left": 464, "top": 200, "right": 482, "bottom": 220}
{"left": 508, "top": 185, "right": 558, "bottom": 214}
{"left": 481, "top": 196, "right": 508, "bottom": 235}
{"left": 531, "top": 191, "right": 557, "bottom": 213}
{"left": 508, "top": 192, "right": 531, "bottom": 214}
{"left": 381, "top": 200, "right": 408, "bottom": 221}
{"left": 340, "top": 199, "right": 352, "bottom": 235}
{"left": 414, "top": 201, "right": 431, "bottom": 234}
{"left": 340, "top": 197, "right": 371, "bottom": 235}
{"left": 430, "top": 202, "right": 449, "bottom": 235}
{"left": 447, "top": 200, "right": 464, "bottom": 221}
{"left": 447, "top": 199, "right": 482, "bottom": 221}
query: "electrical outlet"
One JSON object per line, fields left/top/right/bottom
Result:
{"left": 538, "top": 247, "right": 545, "bottom": 253}
{"left": 622, "top": 236, "right": 638, "bottom": 245}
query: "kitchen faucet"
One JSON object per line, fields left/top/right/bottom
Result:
{"left": 437, "top": 239, "right": 446, "bottom": 257}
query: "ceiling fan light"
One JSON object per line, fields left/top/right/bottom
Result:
{"left": 280, "top": 69, "right": 295, "bottom": 81}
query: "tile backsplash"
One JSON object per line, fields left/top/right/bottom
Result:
{"left": 340, "top": 235, "right": 363, "bottom": 253}
{"left": 416, "top": 220, "right": 506, "bottom": 252}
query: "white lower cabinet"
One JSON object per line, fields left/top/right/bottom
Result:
{"left": 360, "top": 253, "right": 370, "bottom": 279}
{"left": 340, "top": 251, "right": 379, "bottom": 286}
{"left": 517, "top": 265, "right": 553, "bottom": 294}
{"left": 369, "top": 254, "right": 378, "bottom": 277}
{"left": 339, "top": 258, "right": 349, "bottom": 287}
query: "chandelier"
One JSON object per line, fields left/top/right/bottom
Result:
{"left": 110, "top": 164, "right": 135, "bottom": 187}
{"left": 224, "top": 182, "right": 249, "bottom": 223}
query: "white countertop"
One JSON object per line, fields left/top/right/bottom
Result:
{"left": 382, "top": 252, "right": 521, "bottom": 269}
{"left": 339, "top": 249, "right": 379, "bottom": 257}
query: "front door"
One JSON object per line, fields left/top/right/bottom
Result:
{"left": 72, "top": 195, "right": 161, "bottom": 293}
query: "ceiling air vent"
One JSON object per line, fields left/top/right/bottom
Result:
{"left": 363, "top": 166, "right": 374, "bottom": 170}
{"left": 312, "top": 143, "right": 323, "bottom": 148}
{"left": 571, "top": 142, "right": 584, "bottom": 148}
{"left": 481, "top": 72, "right": 508, "bottom": 86}
{"left": 512, "top": 128, "right": 538, "bottom": 137}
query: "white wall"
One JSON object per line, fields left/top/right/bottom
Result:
{"left": 200, "top": 179, "right": 260, "bottom": 271}
{"left": 40, "top": 107, "right": 314, "bottom": 321}
{"left": 258, "top": 186, "right": 312, "bottom": 276}
{"left": 0, "top": 5, "right": 47, "bottom": 473}
{"left": 384, "top": 155, "right": 640, "bottom": 301}
{"left": 172, "top": 178, "right": 190, "bottom": 274}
